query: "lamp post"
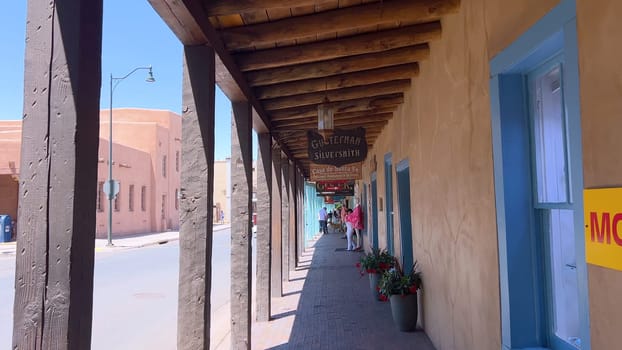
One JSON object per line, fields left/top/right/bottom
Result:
{"left": 107, "top": 66, "right": 155, "bottom": 246}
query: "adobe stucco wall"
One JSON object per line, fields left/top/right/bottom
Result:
{"left": 361, "top": 1, "right": 559, "bottom": 349}
{"left": 577, "top": 1, "right": 622, "bottom": 349}
{"left": 214, "top": 160, "right": 230, "bottom": 223}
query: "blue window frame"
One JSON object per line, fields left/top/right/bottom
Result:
{"left": 396, "top": 159, "right": 414, "bottom": 274}
{"left": 489, "top": 1, "right": 590, "bottom": 349}
{"left": 384, "top": 153, "right": 394, "bottom": 254}
{"left": 371, "top": 172, "right": 379, "bottom": 249}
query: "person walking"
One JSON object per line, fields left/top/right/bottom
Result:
{"left": 318, "top": 207, "right": 328, "bottom": 234}
{"left": 351, "top": 204, "right": 364, "bottom": 250}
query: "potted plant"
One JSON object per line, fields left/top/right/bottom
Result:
{"left": 356, "top": 248, "right": 395, "bottom": 300}
{"left": 378, "top": 261, "right": 422, "bottom": 332}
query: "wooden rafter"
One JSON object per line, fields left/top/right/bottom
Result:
{"left": 246, "top": 44, "right": 429, "bottom": 86}
{"left": 204, "top": 0, "right": 335, "bottom": 17}
{"left": 272, "top": 107, "right": 397, "bottom": 126}
{"left": 148, "top": 0, "right": 269, "bottom": 134}
{"left": 270, "top": 94, "right": 404, "bottom": 121}
{"left": 255, "top": 64, "right": 418, "bottom": 100}
{"left": 263, "top": 80, "right": 411, "bottom": 111}
{"left": 235, "top": 22, "right": 441, "bottom": 71}
{"left": 273, "top": 112, "right": 394, "bottom": 129}
{"left": 220, "top": 0, "right": 459, "bottom": 51}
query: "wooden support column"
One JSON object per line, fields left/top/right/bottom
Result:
{"left": 256, "top": 133, "right": 272, "bottom": 321}
{"left": 288, "top": 161, "right": 296, "bottom": 271}
{"left": 270, "top": 148, "right": 283, "bottom": 297}
{"left": 231, "top": 101, "right": 253, "bottom": 350}
{"left": 178, "top": 45, "right": 216, "bottom": 350}
{"left": 281, "top": 156, "right": 290, "bottom": 280}
{"left": 12, "top": 1, "right": 102, "bottom": 349}
{"left": 297, "top": 170, "right": 304, "bottom": 261}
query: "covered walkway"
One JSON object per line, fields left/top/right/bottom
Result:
{"left": 253, "top": 231, "right": 435, "bottom": 350}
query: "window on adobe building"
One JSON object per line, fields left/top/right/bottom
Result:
{"left": 141, "top": 186, "right": 146, "bottom": 211}
{"left": 161, "top": 195, "right": 166, "bottom": 219}
{"left": 97, "top": 181, "right": 104, "bottom": 212}
{"left": 175, "top": 188, "right": 179, "bottom": 210}
{"left": 175, "top": 151, "right": 180, "bottom": 172}
{"left": 129, "top": 184, "right": 135, "bottom": 212}
{"left": 114, "top": 183, "right": 121, "bottom": 212}
{"left": 162, "top": 155, "right": 167, "bottom": 178}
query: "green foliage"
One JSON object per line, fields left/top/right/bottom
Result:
{"left": 378, "top": 261, "right": 422, "bottom": 297}
{"left": 356, "top": 248, "right": 395, "bottom": 274}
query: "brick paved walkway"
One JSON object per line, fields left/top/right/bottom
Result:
{"left": 252, "top": 232, "right": 436, "bottom": 350}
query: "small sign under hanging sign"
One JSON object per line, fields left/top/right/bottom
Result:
{"left": 310, "top": 162, "right": 362, "bottom": 182}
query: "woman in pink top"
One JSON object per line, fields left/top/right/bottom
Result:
{"left": 344, "top": 209, "right": 356, "bottom": 251}
{"left": 350, "top": 204, "right": 364, "bottom": 250}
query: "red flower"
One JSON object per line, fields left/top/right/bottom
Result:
{"left": 409, "top": 285, "right": 418, "bottom": 294}
{"left": 378, "top": 262, "right": 388, "bottom": 270}
{"left": 379, "top": 294, "right": 388, "bottom": 302}
{"left": 355, "top": 262, "right": 361, "bottom": 268}
{"left": 367, "top": 268, "right": 376, "bottom": 274}
{"left": 375, "top": 286, "right": 380, "bottom": 291}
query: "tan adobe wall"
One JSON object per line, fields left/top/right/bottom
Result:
{"left": 576, "top": 1, "right": 622, "bottom": 349}
{"left": 360, "top": 1, "right": 559, "bottom": 349}
{"left": 213, "top": 160, "right": 230, "bottom": 223}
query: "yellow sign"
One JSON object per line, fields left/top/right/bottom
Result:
{"left": 310, "top": 163, "right": 362, "bottom": 182}
{"left": 584, "top": 187, "right": 622, "bottom": 271}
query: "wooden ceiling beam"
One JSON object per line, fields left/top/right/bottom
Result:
{"left": 273, "top": 112, "right": 393, "bottom": 128}
{"left": 236, "top": 22, "right": 440, "bottom": 71}
{"left": 220, "top": 0, "right": 460, "bottom": 51}
{"left": 204, "top": 0, "right": 334, "bottom": 17}
{"left": 271, "top": 107, "right": 396, "bottom": 126}
{"left": 263, "top": 79, "right": 411, "bottom": 111}
{"left": 255, "top": 64, "right": 418, "bottom": 100}
{"left": 247, "top": 44, "right": 428, "bottom": 86}
{"left": 270, "top": 93, "right": 403, "bottom": 121}
{"left": 147, "top": 0, "right": 272, "bottom": 134}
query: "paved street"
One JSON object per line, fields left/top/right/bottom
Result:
{"left": 0, "top": 226, "right": 250, "bottom": 350}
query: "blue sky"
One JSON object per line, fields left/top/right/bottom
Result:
{"left": 0, "top": 1, "right": 247, "bottom": 160}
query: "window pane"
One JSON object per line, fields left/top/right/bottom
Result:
{"left": 547, "top": 209, "right": 580, "bottom": 348}
{"left": 532, "top": 65, "right": 568, "bottom": 203}
{"left": 129, "top": 185, "right": 134, "bottom": 212}
{"left": 141, "top": 186, "right": 146, "bottom": 212}
{"left": 97, "top": 181, "right": 104, "bottom": 212}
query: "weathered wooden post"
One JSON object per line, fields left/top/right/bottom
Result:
{"left": 281, "top": 156, "right": 290, "bottom": 281}
{"left": 288, "top": 161, "right": 296, "bottom": 272}
{"left": 12, "top": 1, "right": 103, "bottom": 349}
{"left": 178, "top": 45, "right": 216, "bottom": 350}
{"left": 256, "top": 133, "right": 272, "bottom": 321}
{"left": 231, "top": 101, "right": 253, "bottom": 349}
{"left": 271, "top": 147, "right": 283, "bottom": 297}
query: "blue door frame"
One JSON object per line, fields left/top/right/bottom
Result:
{"left": 371, "top": 173, "right": 379, "bottom": 249}
{"left": 384, "top": 153, "right": 394, "bottom": 254}
{"left": 396, "top": 160, "right": 413, "bottom": 274}
{"left": 490, "top": 1, "right": 590, "bottom": 349}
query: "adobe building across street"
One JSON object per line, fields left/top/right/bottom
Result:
{"left": 0, "top": 108, "right": 233, "bottom": 239}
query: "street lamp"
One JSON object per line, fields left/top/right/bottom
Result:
{"left": 106, "top": 66, "right": 155, "bottom": 246}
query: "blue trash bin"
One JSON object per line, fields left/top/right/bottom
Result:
{"left": 0, "top": 215, "right": 12, "bottom": 242}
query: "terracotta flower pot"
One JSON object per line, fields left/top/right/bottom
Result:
{"left": 389, "top": 293, "right": 418, "bottom": 331}
{"left": 368, "top": 273, "right": 382, "bottom": 301}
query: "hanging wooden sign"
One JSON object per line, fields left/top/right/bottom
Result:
{"left": 307, "top": 128, "right": 368, "bottom": 167}
{"left": 309, "top": 162, "right": 362, "bottom": 182}
{"left": 316, "top": 180, "right": 355, "bottom": 196}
